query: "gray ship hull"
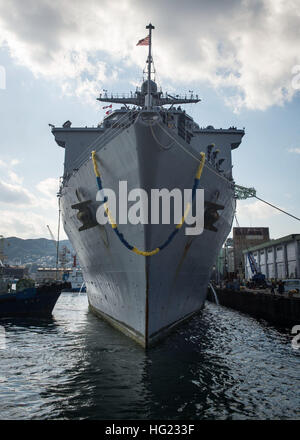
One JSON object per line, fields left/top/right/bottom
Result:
{"left": 56, "top": 115, "right": 239, "bottom": 346}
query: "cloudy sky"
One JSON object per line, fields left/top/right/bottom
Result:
{"left": 0, "top": 0, "right": 299, "bottom": 240}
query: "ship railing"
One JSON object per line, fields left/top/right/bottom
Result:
{"left": 66, "top": 109, "right": 138, "bottom": 178}
{"left": 99, "top": 92, "right": 138, "bottom": 99}
{"left": 85, "top": 108, "right": 137, "bottom": 155}
{"left": 99, "top": 92, "right": 198, "bottom": 100}
{"left": 165, "top": 93, "right": 199, "bottom": 100}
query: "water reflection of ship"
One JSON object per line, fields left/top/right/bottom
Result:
{"left": 39, "top": 305, "right": 233, "bottom": 420}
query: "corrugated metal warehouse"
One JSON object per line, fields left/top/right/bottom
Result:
{"left": 244, "top": 234, "right": 300, "bottom": 280}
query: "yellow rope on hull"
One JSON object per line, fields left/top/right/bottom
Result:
{"left": 91, "top": 149, "right": 205, "bottom": 256}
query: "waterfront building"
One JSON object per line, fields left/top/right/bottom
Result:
{"left": 243, "top": 234, "right": 300, "bottom": 280}
{"left": 35, "top": 268, "right": 72, "bottom": 283}
{"left": 233, "top": 227, "right": 270, "bottom": 277}
{"left": 212, "top": 238, "right": 235, "bottom": 282}
{"left": 0, "top": 265, "right": 29, "bottom": 280}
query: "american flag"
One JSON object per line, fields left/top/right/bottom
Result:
{"left": 102, "top": 104, "right": 112, "bottom": 109}
{"left": 136, "top": 35, "right": 149, "bottom": 46}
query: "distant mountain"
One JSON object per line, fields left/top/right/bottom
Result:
{"left": 3, "top": 237, "right": 73, "bottom": 265}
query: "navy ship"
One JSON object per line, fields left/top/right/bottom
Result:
{"left": 51, "top": 24, "right": 244, "bottom": 347}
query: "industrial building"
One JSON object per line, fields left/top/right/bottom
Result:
{"left": 211, "top": 238, "right": 235, "bottom": 282}
{"left": 243, "top": 234, "right": 300, "bottom": 280}
{"left": 35, "top": 267, "right": 71, "bottom": 283}
{"left": 0, "top": 265, "right": 29, "bottom": 280}
{"left": 233, "top": 227, "right": 270, "bottom": 277}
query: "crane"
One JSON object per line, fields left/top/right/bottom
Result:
{"left": 246, "top": 251, "right": 267, "bottom": 288}
{"left": 234, "top": 184, "right": 300, "bottom": 221}
{"left": 46, "top": 225, "right": 56, "bottom": 245}
{"left": 247, "top": 251, "right": 259, "bottom": 275}
{"left": 59, "top": 245, "right": 70, "bottom": 268}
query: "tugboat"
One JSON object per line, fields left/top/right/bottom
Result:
{"left": 62, "top": 255, "right": 86, "bottom": 293}
{"left": 0, "top": 234, "right": 68, "bottom": 318}
{"left": 0, "top": 278, "right": 67, "bottom": 318}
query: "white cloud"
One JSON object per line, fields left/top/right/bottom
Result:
{"left": 36, "top": 177, "right": 60, "bottom": 211}
{"left": 7, "top": 170, "right": 23, "bottom": 185}
{"left": 236, "top": 199, "right": 281, "bottom": 223}
{"left": 0, "top": 159, "right": 63, "bottom": 238}
{"left": 0, "top": 0, "right": 299, "bottom": 110}
{"left": 0, "top": 160, "right": 32, "bottom": 205}
{"left": 0, "top": 158, "right": 20, "bottom": 168}
{"left": 0, "top": 179, "right": 35, "bottom": 205}
{"left": 288, "top": 148, "right": 300, "bottom": 154}
{"left": 36, "top": 177, "right": 59, "bottom": 199}
{"left": 10, "top": 159, "right": 20, "bottom": 166}
{"left": 0, "top": 209, "right": 63, "bottom": 239}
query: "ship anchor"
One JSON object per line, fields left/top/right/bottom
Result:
{"left": 71, "top": 200, "right": 98, "bottom": 231}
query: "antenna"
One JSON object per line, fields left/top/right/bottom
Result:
{"left": 146, "top": 23, "right": 155, "bottom": 109}
{"left": 56, "top": 196, "right": 62, "bottom": 280}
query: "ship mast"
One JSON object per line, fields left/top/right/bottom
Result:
{"left": 97, "top": 24, "right": 201, "bottom": 108}
{"left": 146, "top": 23, "right": 155, "bottom": 109}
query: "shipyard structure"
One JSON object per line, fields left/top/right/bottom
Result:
{"left": 244, "top": 234, "right": 300, "bottom": 280}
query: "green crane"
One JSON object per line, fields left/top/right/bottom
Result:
{"left": 234, "top": 184, "right": 300, "bottom": 221}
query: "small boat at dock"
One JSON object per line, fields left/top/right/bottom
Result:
{"left": 0, "top": 279, "right": 69, "bottom": 318}
{"left": 61, "top": 255, "right": 86, "bottom": 293}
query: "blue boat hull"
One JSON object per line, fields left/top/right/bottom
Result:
{"left": 0, "top": 284, "right": 66, "bottom": 318}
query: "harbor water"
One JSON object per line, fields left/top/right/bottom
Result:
{"left": 0, "top": 293, "right": 299, "bottom": 420}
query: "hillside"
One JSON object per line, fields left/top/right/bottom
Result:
{"left": 3, "top": 237, "right": 73, "bottom": 266}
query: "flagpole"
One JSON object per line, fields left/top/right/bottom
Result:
{"left": 146, "top": 23, "right": 154, "bottom": 109}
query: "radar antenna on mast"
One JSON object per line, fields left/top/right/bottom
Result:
{"left": 97, "top": 24, "right": 200, "bottom": 108}
{"left": 146, "top": 23, "right": 155, "bottom": 109}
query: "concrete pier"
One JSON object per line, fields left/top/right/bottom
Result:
{"left": 207, "top": 287, "right": 300, "bottom": 327}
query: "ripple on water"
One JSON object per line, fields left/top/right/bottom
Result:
{"left": 0, "top": 294, "right": 299, "bottom": 420}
